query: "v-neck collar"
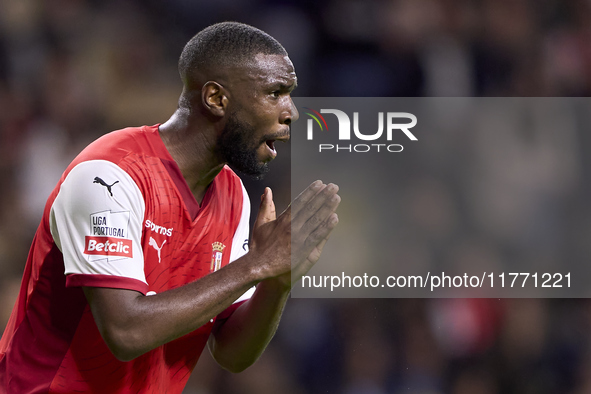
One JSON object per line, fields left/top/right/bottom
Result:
{"left": 143, "top": 125, "right": 216, "bottom": 222}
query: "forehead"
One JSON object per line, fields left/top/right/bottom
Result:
{"left": 243, "top": 53, "right": 297, "bottom": 87}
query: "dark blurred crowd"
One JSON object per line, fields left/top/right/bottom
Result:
{"left": 2, "top": 0, "right": 591, "bottom": 393}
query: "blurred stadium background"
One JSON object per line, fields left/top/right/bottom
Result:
{"left": 2, "top": 0, "right": 591, "bottom": 393}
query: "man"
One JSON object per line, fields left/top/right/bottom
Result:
{"left": 0, "top": 22, "right": 340, "bottom": 393}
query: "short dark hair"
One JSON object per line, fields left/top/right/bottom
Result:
{"left": 179, "top": 22, "right": 287, "bottom": 85}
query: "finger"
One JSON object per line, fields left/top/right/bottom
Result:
{"left": 291, "top": 215, "right": 338, "bottom": 280}
{"left": 292, "top": 185, "right": 340, "bottom": 232}
{"left": 253, "top": 187, "right": 276, "bottom": 231}
{"left": 305, "top": 212, "right": 339, "bottom": 252}
{"left": 288, "top": 180, "right": 326, "bottom": 218}
{"left": 299, "top": 193, "right": 340, "bottom": 236}
{"left": 293, "top": 212, "right": 339, "bottom": 266}
{"left": 299, "top": 237, "right": 329, "bottom": 273}
{"left": 278, "top": 180, "right": 325, "bottom": 222}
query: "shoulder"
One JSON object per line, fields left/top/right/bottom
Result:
{"left": 219, "top": 165, "right": 241, "bottom": 182}
{"left": 58, "top": 125, "right": 163, "bottom": 189}
{"left": 74, "top": 125, "right": 158, "bottom": 166}
{"left": 48, "top": 126, "right": 162, "bottom": 215}
{"left": 218, "top": 166, "right": 248, "bottom": 200}
{"left": 55, "top": 160, "right": 145, "bottom": 216}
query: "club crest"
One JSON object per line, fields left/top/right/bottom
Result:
{"left": 210, "top": 241, "right": 226, "bottom": 272}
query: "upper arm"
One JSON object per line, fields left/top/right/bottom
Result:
{"left": 82, "top": 286, "right": 145, "bottom": 361}
{"left": 50, "top": 160, "right": 148, "bottom": 293}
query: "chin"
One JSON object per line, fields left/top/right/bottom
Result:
{"left": 229, "top": 160, "right": 269, "bottom": 180}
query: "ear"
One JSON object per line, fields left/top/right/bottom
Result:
{"left": 202, "top": 81, "right": 228, "bottom": 117}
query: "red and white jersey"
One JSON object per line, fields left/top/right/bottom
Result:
{"left": 0, "top": 125, "right": 253, "bottom": 393}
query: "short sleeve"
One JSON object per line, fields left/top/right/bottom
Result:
{"left": 50, "top": 160, "right": 148, "bottom": 294}
{"left": 225, "top": 180, "right": 255, "bottom": 308}
{"left": 229, "top": 180, "right": 251, "bottom": 263}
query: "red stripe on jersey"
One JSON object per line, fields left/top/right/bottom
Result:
{"left": 66, "top": 274, "right": 148, "bottom": 295}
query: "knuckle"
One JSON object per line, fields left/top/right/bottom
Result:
{"left": 307, "top": 215, "right": 322, "bottom": 228}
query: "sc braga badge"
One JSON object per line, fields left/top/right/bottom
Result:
{"left": 210, "top": 242, "right": 226, "bottom": 272}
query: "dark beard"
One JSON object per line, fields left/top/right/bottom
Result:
{"left": 217, "top": 112, "right": 270, "bottom": 180}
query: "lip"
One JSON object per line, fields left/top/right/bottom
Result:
{"left": 265, "top": 140, "right": 277, "bottom": 159}
{"left": 274, "top": 129, "right": 291, "bottom": 142}
{"left": 260, "top": 128, "right": 290, "bottom": 160}
{"left": 269, "top": 130, "right": 290, "bottom": 143}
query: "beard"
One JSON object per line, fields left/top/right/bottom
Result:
{"left": 217, "top": 112, "right": 270, "bottom": 180}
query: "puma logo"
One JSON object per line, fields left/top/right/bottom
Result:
{"left": 94, "top": 177, "right": 119, "bottom": 197}
{"left": 149, "top": 237, "right": 166, "bottom": 263}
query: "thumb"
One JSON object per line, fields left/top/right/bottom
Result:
{"left": 253, "top": 187, "right": 276, "bottom": 231}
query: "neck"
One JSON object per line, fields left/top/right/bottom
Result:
{"left": 158, "top": 108, "right": 225, "bottom": 203}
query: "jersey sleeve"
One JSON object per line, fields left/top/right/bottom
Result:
{"left": 50, "top": 159, "right": 148, "bottom": 294}
{"left": 218, "top": 180, "right": 255, "bottom": 319}
{"left": 229, "top": 180, "right": 251, "bottom": 264}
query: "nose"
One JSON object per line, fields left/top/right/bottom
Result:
{"left": 280, "top": 98, "right": 299, "bottom": 125}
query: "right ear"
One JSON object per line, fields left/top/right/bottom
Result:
{"left": 201, "top": 81, "right": 228, "bottom": 117}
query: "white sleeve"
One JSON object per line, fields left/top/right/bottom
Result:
{"left": 229, "top": 181, "right": 251, "bottom": 263}
{"left": 50, "top": 160, "right": 147, "bottom": 291}
{"left": 229, "top": 180, "right": 255, "bottom": 303}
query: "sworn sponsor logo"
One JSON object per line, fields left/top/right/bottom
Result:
{"left": 145, "top": 220, "right": 173, "bottom": 237}
{"left": 84, "top": 236, "right": 133, "bottom": 257}
{"left": 210, "top": 241, "right": 225, "bottom": 272}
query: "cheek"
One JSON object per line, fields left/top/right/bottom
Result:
{"left": 248, "top": 117, "right": 274, "bottom": 137}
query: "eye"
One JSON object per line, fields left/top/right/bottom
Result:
{"left": 271, "top": 90, "right": 280, "bottom": 98}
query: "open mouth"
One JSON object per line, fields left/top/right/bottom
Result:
{"left": 262, "top": 131, "right": 289, "bottom": 160}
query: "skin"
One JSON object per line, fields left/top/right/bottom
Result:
{"left": 82, "top": 53, "right": 341, "bottom": 371}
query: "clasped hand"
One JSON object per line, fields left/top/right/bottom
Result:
{"left": 249, "top": 180, "right": 341, "bottom": 289}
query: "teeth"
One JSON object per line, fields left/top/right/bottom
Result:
{"left": 267, "top": 140, "right": 276, "bottom": 152}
